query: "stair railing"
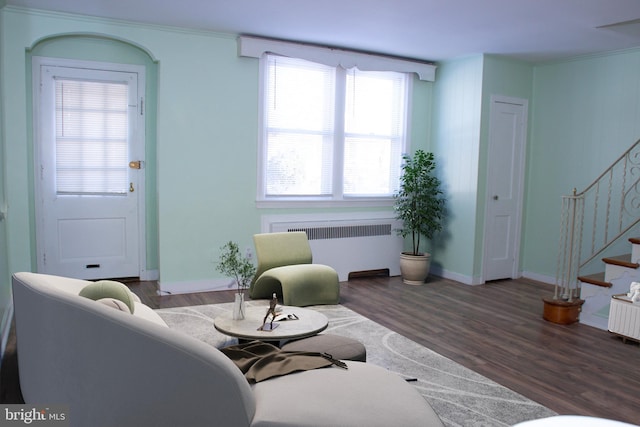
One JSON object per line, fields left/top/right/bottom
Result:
{"left": 555, "top": 138, "right": 640, "bottom": 301}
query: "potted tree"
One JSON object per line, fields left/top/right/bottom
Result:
{"left": 394, "top": 150, "right": 445, "bottom": 285}
{"left": 216, "top": 241, "right": 256, "bottom": 320}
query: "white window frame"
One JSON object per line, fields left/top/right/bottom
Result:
{"left": 256, "top": 55, "right": 413, "bottom": 208}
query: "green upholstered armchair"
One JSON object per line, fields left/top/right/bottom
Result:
{"left": 250, "top": 232, "right": 340, "bottom": 306}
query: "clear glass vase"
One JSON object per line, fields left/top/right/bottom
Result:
{"left": 233, "top": 293, "right": 245, "bottom": 320}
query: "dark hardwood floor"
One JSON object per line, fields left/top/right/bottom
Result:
{"left": 2, "top": 275, "right": 639, "bottom": 424}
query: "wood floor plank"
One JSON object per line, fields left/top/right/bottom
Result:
{"left": 2, "top": 275, "right": 638, "bottom": 425}
{"left": 339, "top": 276, "right": 639, "bottom": 425}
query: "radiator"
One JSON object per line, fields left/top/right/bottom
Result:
{"left": 608, "top": 294, "right": 640, "bottom": 342}
{"left": 265, "top": 214, "right": 403, "bottom": 281}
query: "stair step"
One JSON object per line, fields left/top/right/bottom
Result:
{"left": 578, "top": 272, "right": 612, "bottom": 288}
{"left": 602, "top": 254, "right": 639, "bottom": 269}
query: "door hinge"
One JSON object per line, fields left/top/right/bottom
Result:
{"left": 140, "top": 97, "right": 144, "bottom": 116}
{"left": 43, "top": 253, "right": 46, "bottom": 266}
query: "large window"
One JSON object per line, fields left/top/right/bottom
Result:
{"left": 259, "top": 54, "right": 410, "bottom": 205}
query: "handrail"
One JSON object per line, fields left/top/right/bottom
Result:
{"left": 576, "top": 140, "right": 640, "bottom": 196}
{"left": 555, "top": 138, "right": 640, "bottom": 301}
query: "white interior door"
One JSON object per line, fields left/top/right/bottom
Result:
{"left": 483, "top": 96, "right": 528, "bottom": 282}
{"left": 34, "top": 58, "right": 145, "bottom": 280}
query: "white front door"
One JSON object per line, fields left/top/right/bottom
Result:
{"left": 483, "top": 96, "right": 528, "bottom": 282}
{"left": 34, "top": 58, "right": 146, "bottom": 279}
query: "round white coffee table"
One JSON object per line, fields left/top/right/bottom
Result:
{"left": 214, "top": 305, "right": 328, "bottom": 342}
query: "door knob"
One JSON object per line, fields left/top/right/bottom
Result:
{"left": 493, "top": 195, "right": 499, "bottom": 200}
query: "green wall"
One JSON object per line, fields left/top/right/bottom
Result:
{"left": 26, "top": 35, "right": 160, "bottom": 277}
{"left": 430, "top": 55, "right": 533, "bottom": 284}
{"left": 0, "top": 6, "right": 259, "bottom": 290}
{"left": 523, "top": 48, "right": 640, "bottom": 279}
{"left": 430, "top": 55, "right": 484, "bottom": 283}
{"left": 478, "top": 56, "right": 533, "bottom": 280}
{"left": 0, "top": 5, "right": 11, "bottom": 356}
{"left": 436, "top": 51, "right": 640, "bottom": 285}
{"left": 0, "top": 6, "right": 433, "bottom": 294}
{"left": 5, "top": 5, "right": 639, "bottom": 298}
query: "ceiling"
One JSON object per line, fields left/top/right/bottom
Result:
{"left": 6, "top": 0, "right": 640, "bottom": 63}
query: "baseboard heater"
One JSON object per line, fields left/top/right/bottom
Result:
{"left": 264, "top": 214, "right": 403, "bottom": 281}
{"left": 608, "top": 294, "right": 640, "bottom": 342}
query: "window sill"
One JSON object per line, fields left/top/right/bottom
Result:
{"left": 256, "top": 198, "right": 396, "bottom": 209}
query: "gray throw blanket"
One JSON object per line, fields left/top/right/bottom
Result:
{"left": 221, "top": 340, "right": 347, "bottom": 383}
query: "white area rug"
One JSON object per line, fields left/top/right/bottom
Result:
{"left": 156, "top": 301, "right": 556, "bottom": 427}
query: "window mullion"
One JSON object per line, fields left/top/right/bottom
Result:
{"left": 333, "top": 67, "right": 347, "bottom": 199}
{"left": 258, "top": 53, "right": 410, "bottom": 204}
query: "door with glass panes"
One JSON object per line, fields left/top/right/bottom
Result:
{"left": 34, "top": 57, "right": 145, "bottom": 279}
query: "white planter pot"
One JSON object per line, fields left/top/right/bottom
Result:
{"left": 399, "top": 252, "right": 431, "bottom": 285}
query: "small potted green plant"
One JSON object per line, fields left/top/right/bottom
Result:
{"left": 216, "top": 241, "right": 256, "bottom": 319}
{"left": 394, "top": 150, "right": 445, "bottom": 285}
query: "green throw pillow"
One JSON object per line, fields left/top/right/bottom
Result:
{"left": 79, "top": 280, "right": 135, "bottom": 314}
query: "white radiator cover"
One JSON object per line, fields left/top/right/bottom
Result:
{"left": 262, "top": 213, "right": 403, "bottom": 281}
{"left": 608, "top": 294, "right": 640, "bottom": 341}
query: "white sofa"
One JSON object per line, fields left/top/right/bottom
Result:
{"left": 12, "top": 272, "right": 444, "bottom": 427}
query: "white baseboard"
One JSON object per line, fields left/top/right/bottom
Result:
{"left": 430, "top": 265, "right": 482, "bottom": 285}
{"left": 521, "top": 271, "right": 555, "bottom": 286}
{"left": 429, "top": 268, "right": 554, "bottom": 287}
{"left": 158, "top": 270, "right": 554, "bottom": 295}
{"left": 157, "top": 278, "right": 235, "bottom": 295}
